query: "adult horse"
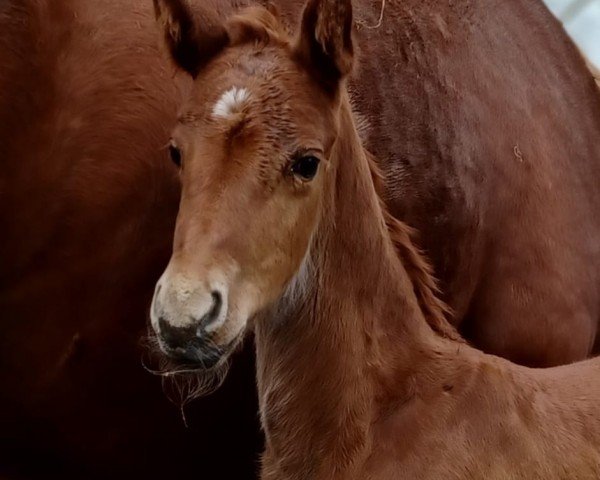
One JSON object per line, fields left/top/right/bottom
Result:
{"left": 151, "top": 2, "right": 600, "bottom": 477}
{"left": 0, "top": 1, "right": 260, "bottom": 478}
{"left": 1, "top": 0, "right": 600, "bottom": 477}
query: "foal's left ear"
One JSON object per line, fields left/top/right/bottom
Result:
{"left": 153, "top": 0, "right": 229, "bottom": 77}
{"left": 295, "top": 0, "right": 355, "bottom": 92}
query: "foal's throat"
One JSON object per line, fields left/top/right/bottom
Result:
{"left": 255, "top": 97, "right": 434, "bottom": 477}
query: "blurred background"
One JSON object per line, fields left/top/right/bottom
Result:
{"left": 544, "top": 0, "right": 600, "bottom": 66}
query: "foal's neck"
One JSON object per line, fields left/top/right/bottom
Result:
{"left": 255, "top": 95, "right": 450, "bottom": 479}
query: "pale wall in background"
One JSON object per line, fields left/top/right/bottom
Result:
{"left": 544, "top": 0, "right": 600, "bottom": 66}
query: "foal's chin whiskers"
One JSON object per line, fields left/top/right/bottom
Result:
{"left": 140, "top": 329, "right": 239, "bottom": 422}
{"left": 140, "top": 358, "right": 210, "bottom": 378}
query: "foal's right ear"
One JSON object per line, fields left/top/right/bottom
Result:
{"left": 153, "top": 0, "right": 229, "bottom": 77}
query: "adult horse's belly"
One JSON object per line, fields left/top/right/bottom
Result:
{"left": 1, "top": 0, "right": 600, "bottom": 478}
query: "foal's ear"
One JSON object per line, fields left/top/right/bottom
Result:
{"left": 153, "top": 0, "right": 229, "bottom": 77}
{"left": 295, "top": 0, "right": 355, "bottom": 92}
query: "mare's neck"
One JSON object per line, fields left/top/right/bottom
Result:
{"left": 255, "top": 95, "right": 448, "bottom": 478}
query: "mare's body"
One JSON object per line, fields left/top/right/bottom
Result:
{"left": 0, "top": 1, "right": 259, "bottom": 478}
{"left": 2, "top": 0, "right": 600, "bottom": 476}
{"left": 350, "top": 0, "right": 600, "bottom": 365}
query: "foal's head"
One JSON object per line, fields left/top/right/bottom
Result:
{"left": 151, "top": 0, "right": 355, "bottom": 366}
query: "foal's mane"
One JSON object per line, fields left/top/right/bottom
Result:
{"left": 367, "top": 157, "right": 461, "bottom": 342}
{"left": 230, "top": 5, "right": 460, "bottom": 342}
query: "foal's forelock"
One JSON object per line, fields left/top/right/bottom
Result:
{"left": 226, "top": 6, "right": 290, "bottom": 48}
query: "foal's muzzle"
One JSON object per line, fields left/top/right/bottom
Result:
{"left": 151, "top": 279, "right": 229, "bottom": 367}
{"left": 156, "top": 318, "right": 224, "bottom": 368}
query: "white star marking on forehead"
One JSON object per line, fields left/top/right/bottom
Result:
{"left": 212, "top": 87, "right": 251, "bottom": 119}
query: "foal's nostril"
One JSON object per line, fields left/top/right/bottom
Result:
{"left": 198, "top": 290, "right": 223, "bottom": 329}
{"left": 211, "top": 290, "right": 222, "bottom": 315}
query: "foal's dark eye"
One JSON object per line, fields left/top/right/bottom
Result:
{"left": 169, "top": 144, "right": 182, "bottom": 168}
{"left": 291, "top": 155, "right": 320, "bottom": 181}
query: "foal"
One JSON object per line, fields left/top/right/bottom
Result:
{"left": 151, "top": 0, "right": 600, "bottom": 478}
